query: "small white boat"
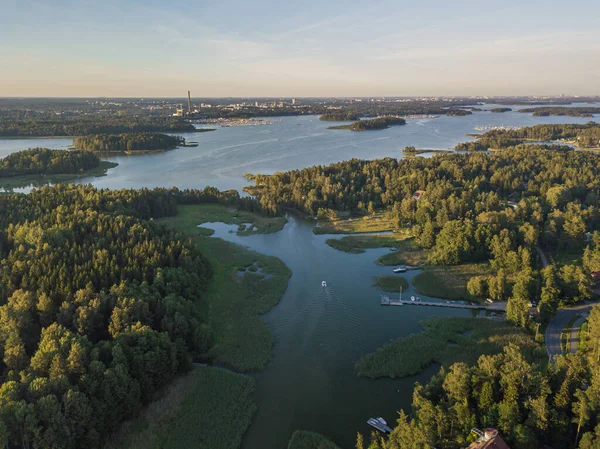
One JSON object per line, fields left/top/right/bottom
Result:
{"left": 321, "top": 281, "right": 327, "bottom": 288}
{"left": 377, "top": 417, "right": 388, "bottom": 425}
{"left": 393, "top": 266, "right": 407, "bottom": 273}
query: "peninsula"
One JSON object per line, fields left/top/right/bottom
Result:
{"left": 0, "top": 147, "right": 117, "bottom": 188}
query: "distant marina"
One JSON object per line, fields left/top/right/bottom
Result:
{"left": 401, "top": 114, "right": 439, "bottom": 119}
{"left": 191, "top": 117, "right": 282, "bottom": 127}
{"left": 473, "top": 125, "right": 521, "bottom": 132}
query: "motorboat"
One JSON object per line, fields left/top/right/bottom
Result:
{"left": 377, "top": 417, "right": 388, "bottom": 425}
{"left": 321, "top": 281, "right": 327, "bottom": 288}
{"left": 393, "top": 266, "right": 407, "bottom": 273}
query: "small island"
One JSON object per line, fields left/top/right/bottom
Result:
{"left": 0, "top": 147, "right": 117, "bottom": 188}
{"left": 490, "top": 107, "right": 512, "bottom": 113}
{"left": 444, "top": 108, "right": 472, "bottom": 116}
{"left": 328, "top": 116, "right": 406, "bottom": 131}
{"left": 73, "top": 132, "right": 187, "bottom": 153}
{"left": 319, "top": 112, "right": 360, "bottom": 121}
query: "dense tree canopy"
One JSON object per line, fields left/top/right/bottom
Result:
{"left": 445, "top": 109, "right": 472, "bottom": 116}
{"left": 363, "top": 342, "right": 599, "bottom": 449}
{"left": 247, "top": 145, "right": 600, "bottom": 323}
{"left": 346, "top": 117, "right": 406, "bottom": 131}
{"left": 0, "top": 148, "right": 100, "bottom": 177}
{"left": 73, "top": 133, "right": 183, "bottom": 152}
{"left": 518, "top": 107, "right": 600, "bottom": 117}
{"left": 0, "top": 184, "right": 271, "bottom": 449}
{"left": 0, "top": 117, "right": 196, "bottom": 137}
{"left": 456, "top": 123, "right": 600, "bottom": 150}
{"left": 320, "top": 112, "right": 361, "bottom": 121}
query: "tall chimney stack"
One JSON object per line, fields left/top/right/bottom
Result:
{"left": 187, "top": 91, "right": 192, "bottom": 114}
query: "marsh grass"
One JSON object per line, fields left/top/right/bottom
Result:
{"left": 287, "top": 431, "right": 342, "bottom": 449}
{"left": 175, "top": 203, "right": 287, "bottom": 235}
{"left": 376, "top": 238, "right": 427, "bottom": 266}
{"left": 355, "top": 317, "right": 544, "bottom": 378}
{"left": 326, "top": 233, "right": 410, "bottom": 253}
{"left": 373, "top": 275, "right": 409, "bottom": 292}
{"left": 105, "top": 367, "right": 256, "bottom": 449}
{"left": 156, "top": 204, "right": 291, "bottom": 371}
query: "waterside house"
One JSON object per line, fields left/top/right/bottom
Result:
{"left": 413, "top": 190, "right": 425, "bottom": 201}
{"left": 466, "top": 429, "right": 510, "bottom": 449}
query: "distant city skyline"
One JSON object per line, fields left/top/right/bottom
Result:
{"left": 2, "top": 0, "right": 600, "bottom": 97}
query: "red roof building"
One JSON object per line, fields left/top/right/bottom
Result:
{"left": 467, "top": 429, "right": 510, "bottom": 449}
{"left": 413, "top": 190, "right": 425, "bottom": 201}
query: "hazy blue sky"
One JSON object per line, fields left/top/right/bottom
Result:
{"left": 2, "top": 0, "right": 599, "bottom": 97}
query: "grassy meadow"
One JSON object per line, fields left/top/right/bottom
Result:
{"left": 412, "top": 263, "right": 494, "bottom": 301}
{"left": 313, "top": 213, "right": 395, "bottom": 234}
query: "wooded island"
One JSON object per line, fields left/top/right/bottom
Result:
{"left": 73, "top": 132, "right": 184, "bottom": 152}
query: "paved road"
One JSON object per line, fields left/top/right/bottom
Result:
{"left": 536, "top": 247, "right": 550, "bottom": 268}
{"left": 570, "top": 316, "right": 588, "bottom": 353}
{"left": 545, "top": 303, "right": 594, "bottom": 362}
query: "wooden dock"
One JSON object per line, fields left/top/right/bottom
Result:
{"left": 367, "top": 418, "right": 393, "bottom": 433}
{"left": 380, "top": 296, "right": 506, "bottom": 312}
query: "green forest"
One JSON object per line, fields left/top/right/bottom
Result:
{"left": 329, "top": 116, "right": 406, "bottom": 131}
{"left": 320, "top": 112, "right": 361, "bottom": 121}
{"left": 247, "top": 146, "right": 600, "bottom": 324}
{"left": 73, "top": 133, "right": 184, "bottom": 152}
{"left": 455, "top": 123, "right": 600, "bottom": 150}
{"left": 0, "top": 184, "right": 275, "bottom": 449}
{"left": 0, "top": 117, "right": 196, "bottom": 137}
{"left": 0, "top": 148, "right": 101, "bottom": 177}
{"left": 518, "top": 107, "right": 600, "bottom": 117}
{"left": 445, "top": 109, "right": 472, "bottom": 116}
{"left": 360, "top": 338, "right": 600, "bottom": 449}
{"left": 246, "top": 143, "right": 600, "bottom": 449}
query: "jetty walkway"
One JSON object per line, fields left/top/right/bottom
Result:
{"left": 380, "top": 296, "right": 506, "bottom": 312}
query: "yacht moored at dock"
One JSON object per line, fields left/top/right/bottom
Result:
{"left": 367, "top": 417, "right": 393, "bottom": 433}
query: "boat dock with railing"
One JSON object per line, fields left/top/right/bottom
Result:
{"left": 380, "top": 295, "right": 506, "bottom": 311}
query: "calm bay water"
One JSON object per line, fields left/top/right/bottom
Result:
{"left": 1, "top": 105, "right": 599, "bottom": 448}
{"left": 1, "top": 103, "right": 597, "bottom": 193}
{"left": 203, "top": 216, "right": 475, "bottom": 449}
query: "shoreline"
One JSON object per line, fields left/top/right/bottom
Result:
{"left": 0, "top": 160, "right": 118, "bottom": 190}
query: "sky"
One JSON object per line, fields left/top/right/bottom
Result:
{"left": 1, "top": 0, "right": 600, "bottom": 97}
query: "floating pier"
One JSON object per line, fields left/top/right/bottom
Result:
{"left": 367, "top": 418, "right": 393, "bottom": 433}
{"left": 380, "top": 295, "right": 506, "bottom": 311}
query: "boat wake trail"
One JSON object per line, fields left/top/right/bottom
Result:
{"left": 270, "top": 285, "right": 367, "bottom": 354}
